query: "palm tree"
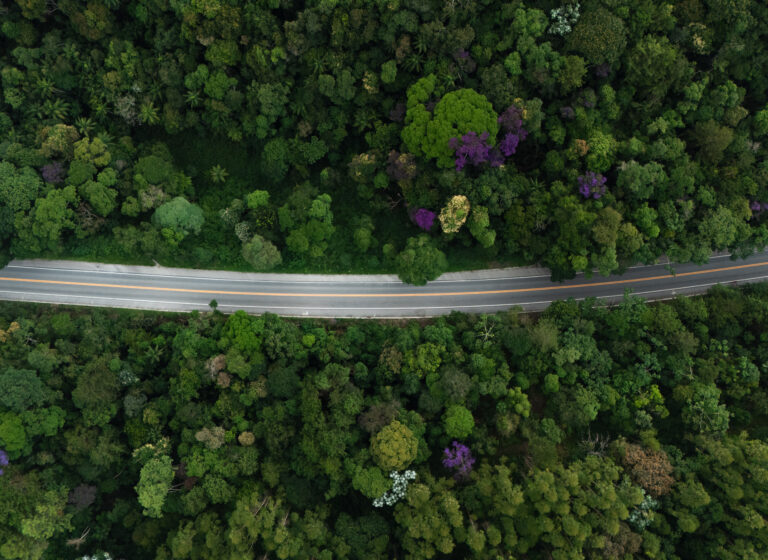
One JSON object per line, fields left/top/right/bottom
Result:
{"left": 138, "top": 101, "right": 160, "bottom": 125}
{"left": 210, "top": 165, "right": 229, "bottom": 183}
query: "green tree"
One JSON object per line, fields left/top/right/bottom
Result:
{"left": 281, "top": 193, "right": 335, "bottom": 259}
{"left": 0, "top": 368, "right": 50, "bottom": 413}
{"left": 371, "top": 420, "right": 418, "bottom": 471}
{"left": 151, "top": 196, "right": 205, "bottom": 239}
{"left": 443, "top": 405, "right": 475, "bottom": 439}
{"left": 402, "top": 78, "right": 499, "bottom": 168}
{"left": 241, "top": 235, "right": 282, "bottom": 271}
{"left": 566, "top": 7, "right": 628, "bottom": 65}
{"left": 393, "top": 475, "right": 463, "bottom": 558}
{"left": 13, "top": 185, "right": 79, "bottom": 253}
{"left": 135, "top": 454, "right": 174, "bottom": 518}
{"left": 396, "top": 235, "right": 448, "bottom": 286}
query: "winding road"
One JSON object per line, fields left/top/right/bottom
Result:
{"left": 1, "top": 252, "right": 768, "bottom": 318}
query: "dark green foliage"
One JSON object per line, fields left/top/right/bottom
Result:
{"left": 395, "top": 235, "right": 448, "bottom": 285}
{"left": 1, "top": 283, "right": 767, "bottom": 558}
{"left": 0, "top": 0, "right": 765, "bottom": 281}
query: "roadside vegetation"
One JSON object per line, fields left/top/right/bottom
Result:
{"left": 1, "top": 1, "right": 768, "bottom": 283}
{"left": 0, "top": 284, "right": 767, "bottom": 558}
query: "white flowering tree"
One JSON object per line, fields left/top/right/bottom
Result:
{"left": 372, "top": 470, "right": 417, "bottom": 507}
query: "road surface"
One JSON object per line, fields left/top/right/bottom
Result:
{"left": 1, "top": 252, "right": 768, "bottom": 318}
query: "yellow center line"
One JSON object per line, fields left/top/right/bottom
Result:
{"left": 0, "top": 261, "right": 766, "bottom": 298}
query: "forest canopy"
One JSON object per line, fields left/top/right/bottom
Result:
{"left": 1, "top": 283, "right": 768, "bottom": 558}
{"left": 0, "top": 0, "right": 767, "bottom": 282}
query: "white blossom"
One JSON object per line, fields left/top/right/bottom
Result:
{"left": 372, "top": 470, "right": 416, "bottom": 507}
{"left": 549, "top": 3, "right": 580, "bottom": 36}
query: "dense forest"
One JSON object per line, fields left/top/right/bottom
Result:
{"left": 0, "top": 284, "right": 767, "bottom": 559}
{"left": 1, "top": 0, "right": 768, "bottom": 281}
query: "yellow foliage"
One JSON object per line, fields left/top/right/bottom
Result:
{"left": 439, "top": 195, "right": 471, "bottom": 233}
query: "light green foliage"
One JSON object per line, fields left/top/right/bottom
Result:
{"left": 371, "top": 420, "right": 418, "bottom": 471}
{"left": 467, "top": 205, "right": 496, "bottom": 248}
{"left": 402, "top": 78, "right": 499, "bottom": 168}
{"left": 0, "top": 476, "right": 72, "bottom": 560}
{"left": 585, "top": 129, "right": 618, "bottom": 173}
{"left": 516, "top": 455, "right": 643, "bottom": 558}
{"left": 241, "top": 234, "right": 282, "bottom": 271}
{"left": 393, "top": 476, "right": 463, "bottom": 558}
{"left": 80, "top": 180, "right": 117, "bottom": 216}
{"left": 66, "top": 160, "right": 96, "bottom": 187}
{"left": 616, "top": 160, "right": 667, "bottom": 200}
{"left": 0, "top": 412, "right": 28, "bottom": 454}
{"left": 0, "top": 162, "right": 41, "bottom": 213}
{"left": 73, "top": 137, "right": 111, "bottom": 168}
{"left": 672, "top": 433, "right": 768, "bottom": 558}
{"left": 135, "top": 455, "right": 174, "bottom": 518}
{"left": 443, "top": 405, "right": 474, "bottom": 438}
{"left": 352, "top": 465, "right": 391, "bottom": 499}
{"left": 151, "top": 197, "right": 205, "bottom": 238}
{"left": 38, "top": 124, "right": 80, "bottom": 160}
{"left": 381, "top": 60, "right": 397, "bottom": 84}
{"left": 13, "top": 185, "right": 78, "bottom": 253}
{"left": 203, "top": 69, "right": 237, "bottom": 100}
{"left": 396, "top": 235, "right": 448, "bottom": 286}
{"left": 678, "top": 382, "right": 731, "bottom": 434}
{"left": 352, "top": 215, "right": 376, "bottom": 253}
{"left": 245, "top": 190, "right": 269, "bottom": 209}
{"left": 281, "top": 192, "right": 335, "bottom": 258}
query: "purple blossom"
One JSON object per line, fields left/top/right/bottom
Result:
{"left": 750, "top": 201, "right": 768, "bottom": 215}
{"left": 498, "top": 105, "right": 525, "bottom": 133}
{"left": 0, "top": 449, "right": 8, "bottom": 476}
{"left": 454, "top": 49, "right": 470, "bottom": 59}
{"left": 578, "top": 171, "right": 608, "bottom": 199}
{"left": 450, "top": 131, "right": 492, "bottom": 171}
{"left": 41, "top": 161, "right": 65, "bottom": 184}
{"left": 499, "top": 132, "right": 525, "bottom": 157}
{"left": 560, "top": 106, "right": 575, "bottom": 119}
{"left": 442, "top": 441, "right": 475, "bottom": 479}
{"left": 411, "top": 208, "right": 436, "bottom": 231}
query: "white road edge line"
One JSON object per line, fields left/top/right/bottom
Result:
{"left": 3, "top": 252, "right": 743, "bottom": 284}
{"left": 1, "top": 274, "right": 766, "bottom": 312}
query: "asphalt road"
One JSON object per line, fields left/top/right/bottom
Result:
{"left": 1, "top": 252, "right": 768, "bottom": 318}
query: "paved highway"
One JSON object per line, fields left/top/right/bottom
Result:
{"left": 1, "top": 252, "right": 768, "bottom": 318}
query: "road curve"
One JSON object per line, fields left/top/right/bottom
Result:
{"left": 1, "top": 252, "right": 768, "bottom": 318}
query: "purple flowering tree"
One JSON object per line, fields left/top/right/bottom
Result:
{"left": 497, "top": 105, "right": 528, "bottom": 157}
{"left": 411, "top": 208, "right": 437, "bottom": 231}
{"left": 449, "top": 131, "right": 492, "bottom": 171}
{"left": 41, "top": 161, "right": 65, "bottom": 184}
{"left": 0, "top": 449, "right": 8, "bottom": 476}
{"left": 442, "top": 441, "right": 475, "bottom": 480}
{"left": 578, "top": 171, "right": 608, "bottom": 199}
{"left": 449, "top": 104, "right": 529, "bottom": 172}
